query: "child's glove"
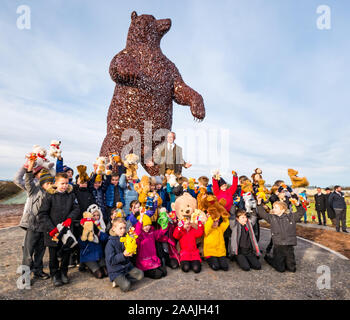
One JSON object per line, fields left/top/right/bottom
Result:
{"left": 62, "top": 218, "right": 72, "bottom": 228}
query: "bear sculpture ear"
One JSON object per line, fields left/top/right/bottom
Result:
{"left": 131, "top": 11, "right": 138, "bottom": 20}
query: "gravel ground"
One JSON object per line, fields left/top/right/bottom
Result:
{"left": 0, "top": 227, "right": 349, "bottom": 300}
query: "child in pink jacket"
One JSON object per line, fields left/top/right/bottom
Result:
{"left": 134, "top": 211, "right": 169, "bottom": 279}
{"left": 212, "top": 171, "right": 239, "bottom": 212}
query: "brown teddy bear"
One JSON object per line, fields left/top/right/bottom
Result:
{"left": 287, "top": 168, "right": 309, "bottom": 188}
{"left": 124, "top": 153, "right": 139, "bottom": 180}
{"left": 199, "top": 194, "right": 229, "bottom": 220}
{"left": 251, "top": 168, "right": 263, "bottom": 185}
{"left": 77, "top": 165, "right": 90, "bottom": 184}
{"left": 196, "top": 187, "right": 208, "bottom": 212}
{"left": 80, "top": 211, "right": 94, "bottom": 242}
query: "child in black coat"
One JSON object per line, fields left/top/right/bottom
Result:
{"left": 38, "top": 172, "right": 80, "bottom": 286}
{"left": 256, "top": 195, "right": 305, "bottom": 273}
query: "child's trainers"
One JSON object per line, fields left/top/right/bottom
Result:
{"left": 112, "top": 281, "right": 117, "bottom": 288}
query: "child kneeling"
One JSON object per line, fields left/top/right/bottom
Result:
{"left": 105, "top": 218, "right": 144, "bottom": 292}
{"left": 78, "top": 204, "right": 108, "bottom": 278}
{"left": 173, "top": 219, "right": 204, "bottom": 273}
{"left": 229, "top": 209, "right": 261, "bottom": 271}
{"left": 134, "top": 211, "right": 169, "bottom": 279}
{"left": 204, "top": 215, "right": 230, "bottom": 271}
{"left": 256, "top": 196, "right": 305, "bottom": 273}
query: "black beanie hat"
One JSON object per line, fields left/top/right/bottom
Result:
{"left": 218, "top": 177, "right": 227, "bottom": 188}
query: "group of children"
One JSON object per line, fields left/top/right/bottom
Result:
{"left": 14, "top": 153, "right": 306, "bottom": 292}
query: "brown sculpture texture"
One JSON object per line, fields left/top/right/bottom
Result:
{"left": 100, "top": 11, "right": 205, "bottom": 175}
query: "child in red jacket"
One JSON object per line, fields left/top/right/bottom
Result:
{"left": 212, "top": 171, "right": 238, "bottom": 212}
{"left": 173, "top": 219, "right": 204, "bottom": 273}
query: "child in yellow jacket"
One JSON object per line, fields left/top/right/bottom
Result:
{"left": 204, "top": 215, "right": 230, "bottom": 271}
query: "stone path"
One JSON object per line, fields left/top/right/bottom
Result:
{"left": 0, "top": 227, "right": 349, "bottom": 300}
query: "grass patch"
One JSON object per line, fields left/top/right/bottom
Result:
{"left": 306, "top": 201, "right": 350, "bottom": 227}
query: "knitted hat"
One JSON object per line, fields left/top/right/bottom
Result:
{"left": 63, "top": 165, "right": 74, "bottom": 174}
{"left": 218, "top": 177, "right": 227, "bottom": 188}
{"left": 39, "top": 170, "right": 54, "bottom": 186}
{"left": 137, "top": 214, "right": 152, "bottom": 227}
{"left": 154, "top": 176, "right": 163, "bottom": 185}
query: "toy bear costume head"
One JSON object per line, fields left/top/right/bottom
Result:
{"left": 172, "top": 192, "right": 197, "bottom": 221}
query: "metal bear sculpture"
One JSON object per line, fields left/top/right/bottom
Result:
{"left": 100, "top": 11, "right": 205, "bottom": 175}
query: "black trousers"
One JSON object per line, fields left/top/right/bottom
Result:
{"left": 207, "top": 256, "right": 229, "bottom": 271}
{"left": 22, "top": 230, "right": 46, "bottom": 274}
{"left": 69, "top": 222, "right": 82, "bottom": 265}
{"left": 144, "top": 266, "right": 167, "bottom": 279}
{"left": 317, "top": 210, "right": 326, "bottom": 224}
{"left": 265, "top": 245, "right": 296, "bottom": 273}
{"left": 224, "top": 228, "right": 232, "bottom": 257}
{"left": 235, "top": 253, "right": 261, "bottom": 271}
{"left": 48, "top": 245, "right": 71, "bottom": 277}
{"left": 334, "top": 208, "right": 347, "bottom": 232}
{"left": 266, "top": 238, "right": 273, "bottom": 253}
{"left": 180, "top": 260, "right": 201, "bottom": 273}
{"left": 253, "top": 219, "right": 260, "bottom": 242}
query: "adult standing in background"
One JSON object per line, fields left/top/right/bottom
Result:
{"left": 325, "top": 188, "right": 336, "bottom": 227}
{"left": 314, "top": 187, "right": 327, "bottom": 226}
{"left": 328, "top": 186, "right": 348, "bottom": 233}
{"left": 148, "top": 131, "right": 192, "bottom": 176}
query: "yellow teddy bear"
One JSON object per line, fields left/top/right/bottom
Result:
{"left": 120, "top": 229, "right": 138, "bottom": 255}
{"left": 134, "top": 175, "right": 150, "bottom": 207}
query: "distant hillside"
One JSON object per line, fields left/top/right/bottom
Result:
{"left": 0, "top": 181, "right": 22, "bottom": 201}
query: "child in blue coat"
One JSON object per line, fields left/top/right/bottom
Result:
{"left": 78, "top": 204, "right": 108, "bottom": 278}
{"left": 105, "top": 218, "right": 144, "bottom": 291}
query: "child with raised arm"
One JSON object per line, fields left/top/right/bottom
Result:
{"left": 256, "top": 195, "right": 305, "bottom": 273}
{"left": 88, "top": 164, "right": 110, "bottom": 225}
{"left": 118, "top": 173, "right": 139, "bottom": 217}
{"left": 204, "top": 215, "right": 230, "bottom": 271}
{"left": 105, "top": 218, "right": 144, "bottom": 292}
{"left": 173, "top": 219, "right": 204, "bottom": 273}
{"left": 21, "top": 159, "right": 53, "bottom": 281}
{"left": 212, "top": 171, "right": 238, "bottom": 212}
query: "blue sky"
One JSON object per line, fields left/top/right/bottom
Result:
{"left": 0, "top": 0, "right": 349, "bottom": 186}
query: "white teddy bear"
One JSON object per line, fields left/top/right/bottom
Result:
{"left": 167, "top": 173, "right": 179, "bottom": 188}
{"left": 49, "top": 140, "right": 61, "bottom": 158}
{"left": 25, "top": 145, "right": 55, "bottom": 173}
{"left": 94, "top": 156, "right": 112, "bottom": 176}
